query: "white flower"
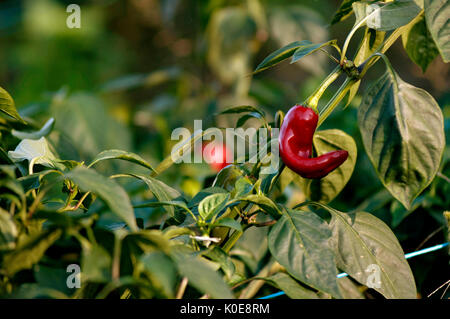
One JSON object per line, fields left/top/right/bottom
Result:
{"left": 8, "top": 137, "right": 57, "bottom": 170}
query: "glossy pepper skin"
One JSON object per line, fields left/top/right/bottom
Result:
{"left": 279, "top": 104, "right": 348, "bottom": 179}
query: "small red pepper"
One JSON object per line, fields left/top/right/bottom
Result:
{"left": 279, "top": 104, "right": 348, "bottom": 179}
{"left": 202, "top": 141, "right": 232, "bottom": 172}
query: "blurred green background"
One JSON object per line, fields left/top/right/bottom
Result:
{"left": 0, "top": 0, "right": 448, "bottom": 298}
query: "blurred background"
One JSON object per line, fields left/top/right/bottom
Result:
{"left": 0, "top": 0, "right": 448, "bottom": 298}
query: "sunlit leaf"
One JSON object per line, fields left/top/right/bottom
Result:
{"left": 424, "top": 0, "right": 450, "bottom": 62}
{"left": 268, "top": 209, "right": 341, "bottom": 298}
{"left": 198, "top": 193, "right": 230, "bottom": 221}
{"left": 358, "top": 70, "right": 445, "bottom": 209}
{"left": 89, "top": 149, "right": 155, "bottom": 173}
{"left": 2, "top": 229, "right": 62, "bottom": 276}
{"left": 291, "top": 40, "right": 337, "bottom": 63}
{"left": 12, "top": 118, "right": 55, "bottom": 140}
{"left": 66, "top": 167, "right": 138, "bottom": 231}
{"left": 319, "top": 204, "right": 417, "bottom": 298}
{"left": 172, "top": 252, "right": 234, "bottom": 298}
{"left": 0, "top": 86, "right": 25, "bottom": 123}
{"left": 265, "top": 272, "right": 319, "bottom": 299}
{"left": 353, "top": 1, "right": 421, "bottom": 31}
{"left": 402, "top": 15, "right": 439, "bottom": 72}
{"left": 308, "top": 129, "right": 357, "bottom": 203}
{"left": 139, "top": 251, "right": 177, "bottom": 298}
{"left": 254, "top": 40, "right": 312, "bottom": 73}
{"left": 0, "top": 208, "right": 18, "bottom": 251}
{"left": 331, "top": 0, "right": 360, "bottom": 25}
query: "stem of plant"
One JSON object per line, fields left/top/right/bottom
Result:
{"left": 176, "top": 277, "right": 188, "bottom": 299}
{"left": 112, "top": 235, "right": 122, "bottom": 280}
{"left": 317, "top": 77, "right": 356, "bottom": 127}
{"left": 305, "top": 65, "right": 342, "bottom": 110}
{"left": 340, "top": 12, "right": 377, "bottom": 64}
{"left": 222, "top": 229, "right": 244, "bottom": 253}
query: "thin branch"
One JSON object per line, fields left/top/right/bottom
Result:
{"left": 427, "top": 279, "right": 450, "bottom": 298}
{"left": 415, "top": 226, "right": 444, "bottom": 251}
{"left": 176, "top": 277, "right": 188, "bottom": 299}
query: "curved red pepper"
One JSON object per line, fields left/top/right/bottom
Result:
{"left": 279, "top": 104, "right": 348, "bottom": 179}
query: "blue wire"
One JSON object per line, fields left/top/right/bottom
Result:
{"left": 258, "top": 242, "right": 449, "bottom": 300}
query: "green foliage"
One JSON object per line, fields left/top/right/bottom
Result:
{"left": 309, "top": 129, "right": 357, "bottom": 203}
{"left": 268, "top": 209, "right": 341, "bottom": 298}
{"left": 325, "top": 205, "right": 417, "bottom": 298}
{"left": 352, "top": 0, "right": 421, "bottom": 31}
{"left": 0, "top": 87, "right": 25, "bottom": 123}
{"left": 0, "top": 0, "right": 448, "bottom": 301}
{"left": 358, "top": 69, "right": 444, "bottom": 209}
{"left": 424, "top": 0, "right": 450, "bottom": 62}
{"left": 65, "top": 167, "right": 138, "bottom": 231}
{"left": 402, "top": 15, "right": 439, "bottom": 72}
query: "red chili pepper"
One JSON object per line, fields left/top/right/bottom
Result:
{"left": 279, "top": 104, "right": 348, "bottom": 179}
{"left": 202, "top": 142, "right": 232, "bottom": 172}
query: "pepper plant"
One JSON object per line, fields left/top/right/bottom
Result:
{"left": 0, "top": 0, "right": 448, "bottom": 299}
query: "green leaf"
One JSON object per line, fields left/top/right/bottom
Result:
{"left": 51, "top": 93, "right": 131, "bottom": 160}
{"left": 81, "top": 243, "right": 112, "bottom": 283}
{"left": 2, "top": 229, "right": 62, "bottom": 276}
{"left": 213, "top": 166, "right": 246, "bottom": 192}
{"left": 135, "top": 200, "right": 189, "bottom": 210}
{"left": 101, "top": 67, "right": 180, "bottom": 92}
{"left": 198, "top": 193, "right": 230, "bottom": 221}
{"left": 268, "top": 6, "right": 329, "bottom": 75}
{"left": 10, "top": 284, "right": 68, "bottom": 299}
{"left": 232, "top": 177, "right": 253, "bottom": 198}
{"left": 0, "top": 208, "right": 18, "bottom": 251}
{"left": 402, "top": 15, "right": 439, "bottom": 72}
{"left": 0, "top": 147, "right": 13, "bottom": 164}
{"left": 220, "top": 105, "right": 265, "bottom": 117}
{"left": 353, "top": 1, "right": 421, "bottom": 31}
{"left": 12, "top": 118, "right": 55, "bottom": 140}
{"left": 172, "top": 252, "right": 234, "bottom": 298}
{"left": 424, "top": 0, "right": 450, "bottom": 62}
{"left": 266, "top": 273, "right": 319, "bottom": 299}
{"left": 66, "top": 167, "right": 137, "bottom": 231}
{"left": 213, "top": 217, "right": 242, "bottom": 231}
{"left": 331, "top": 0, "right": 360, "bottom": 25}
{"left": 345, "top": 28, "right": 385, "bottom": 107}
{"left": 338, "top": 277, "right": 365, "bottom": 299}
{"left": 358, "top": 70, "right": 445, "bottom": 209}
{"left": 236, "top": 112, "right": 263, "bottom": 128}
{"left": 88, "top": 149, "right": 155, "bottom": 172}
{"left": 189, "top": 187, "right": 228, "bottom": 207}
{"left": 254, "top": 41, "right": 311, "bottom": 73}
{"left": 123, "top": 174, "right": 181, "bottom": 216}
{"left": 203, "top": 247, "right": 236, "bottom": 280}
{"left": 238, "top": 194, "right": 282, "bottom": 219}
{"left": 207, "top": 8, "right": 257, "bottom": 84}
{"left": 308, "top": 129, "right": 357, "bottom": 203}
{"left": 324, "top": 206, "right": 417, "bottom": 298}
{"left": 291, "top": 40, "right": 338, "bottom": 63}
{"left": 139, "top": 251, "right": 177, "bottom": 298}
{"left": 0, "top": 86, "right": 25, "bottom": 123}
{"left": 268, "top": 209, "right": 341, "bottom": 298}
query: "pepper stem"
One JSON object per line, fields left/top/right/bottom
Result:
{"left": 304, "top": 65, "right": 342, "bottom": 110}
{"left": 317, "top": 77, "right": 357, "bottom": 127}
